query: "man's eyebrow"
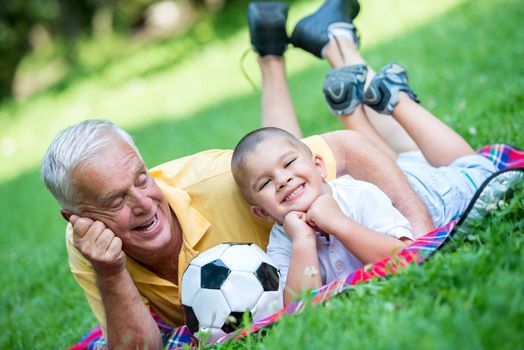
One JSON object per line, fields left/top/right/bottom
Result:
{"left": 98, "top": 162, "right": 146, "bottom": 203}
{"left": 135, "top": 162, "right": 147, "bottom": 175}
{"left": 98, "top": 191, "right": 124, "bottom": 203}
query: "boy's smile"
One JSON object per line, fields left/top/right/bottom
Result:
{"left": 242, "top": 137, "right": 330, "bottom": 224}
{"left": 282, "top": 183, "right": 306, "bottom": 203}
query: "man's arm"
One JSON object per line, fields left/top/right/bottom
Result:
{"left": 321, "top": 130, "right": 434, "bottom": 236}
{"left": 70, "top": 216, "right": 163, "bottom": 350}
{"left": 97, "top": 269, "right": 163, "bottom": 350}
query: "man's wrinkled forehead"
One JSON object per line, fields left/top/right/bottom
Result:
{"left": 97, "top": 160, "right": 145, "bottom": 202}
{"left": 72, "top": 142, "right": 145, "bottom": 200}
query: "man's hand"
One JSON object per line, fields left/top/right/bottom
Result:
{"left": 306, "top": 194, "right": 347, "bottom": 235}
{"left": 70, "top": 215, "right": 127, "bottom": 277}
{"left": 283, "top": 211, "right": 316, "bottom": 242}
{"left": 69, "top": 215, "right": 163, "bottom": 349}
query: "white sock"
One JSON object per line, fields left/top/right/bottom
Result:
{"left": 320, "top": 22, "right": 359, "bottom": 58}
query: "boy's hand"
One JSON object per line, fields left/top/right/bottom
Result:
{"left": 283, "top": 211, "right": 316, "bottom": 243}
{"left": 306, "top": 194, "right": 347, "bottom": 235}
{"left": 70, "top": 215, "right": 127, "bottom": 277}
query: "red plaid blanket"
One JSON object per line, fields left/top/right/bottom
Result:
{"left": 69, "top": 144, "right": 524, "bottom": 349}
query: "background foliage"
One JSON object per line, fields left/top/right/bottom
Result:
{"left": 0, "top": 0, "right": 243, "bottom": 100}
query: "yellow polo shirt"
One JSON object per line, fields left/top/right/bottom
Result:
{"left": 66, "top": 135, "right": 336, "bottom": 331}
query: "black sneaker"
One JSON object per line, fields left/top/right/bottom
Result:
{"left": 323, "top": 64, "right": 367, "bottom": 116}
{"left": 290, "top": 0, "right": 360, "bottom": 58}
{"left": 363, "top": 63, "right": 420, "bottom": 114}
{"left": 248, "top": 2, "right": 289, "bottom": 57}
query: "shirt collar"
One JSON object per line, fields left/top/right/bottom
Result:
{"left": 129, "top": 182, "right": 211, "bottom": 287}
{"left": 157, "top": 182, "right": 210, "bottom": 249}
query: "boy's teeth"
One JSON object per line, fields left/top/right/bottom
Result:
{"left": 286, "top": 185, "right": 303, "bottom": 201}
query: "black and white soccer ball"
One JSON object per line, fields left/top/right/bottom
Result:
{"left": 181, "top": 243, "right": 283, "bottom": 343}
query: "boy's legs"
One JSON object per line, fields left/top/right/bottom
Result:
{"left": 323, "top": 36, "right": 419, "bottom": 155}
{"left": 285, "top": 0, "right": 418, "bottom": 155}
{"left": 248, "top": 2, "right": 303, "bottom": 138}
{"left": 391, "top": 94, "right": 474, "bottom": 167}
{"left": 249, "top": 0, "right": 377, "bottom": 142}
{"left": 258, "top": 56, "right": 303, "bottom": 138}
{"left": 322, "top": 36, "right": 490, "bottom": 228}
{"left": 249, "top": 0, "right": 473, "bottom": 167}
{"left": 322, "top": 36, "right": 400, "bottom": 159}
{"left": 323, "top": 32, "right": 475, "bottom": 167}
{"left": 248, "top": 0, "right": 403, "bottom": 150}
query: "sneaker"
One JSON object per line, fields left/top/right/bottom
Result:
{"left": 363, "top": 63, "right": 420, "bottom": 114}
{"left": 290, "top": 0, "right": 360, "bottom": 58}
{"left": 323, "top": 64, "right": 367, "bottom": 116}
{"left": 248, "top": 1, "right": 289, "bottom": 56}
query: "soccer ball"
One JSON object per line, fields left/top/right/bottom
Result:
{"left": 181, "top": 243, "right": 283, "bottom": 343}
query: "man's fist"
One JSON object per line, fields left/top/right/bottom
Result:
{"left": 70, "top": 215, "right": 127, "bottom": 277}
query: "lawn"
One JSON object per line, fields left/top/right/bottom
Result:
{"left": 0, "top": 0, "right": 523, "bottom": 348}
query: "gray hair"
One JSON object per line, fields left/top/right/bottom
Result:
{"left": 41, "top": 119, "right": 141, "bottom": 211}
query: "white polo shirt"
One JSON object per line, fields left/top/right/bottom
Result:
{"left": 267, "top": 176, "right": 414, "bottom": 286}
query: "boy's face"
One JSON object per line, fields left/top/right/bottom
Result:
{"left": 242, "top": 137, "right": 328, "bottom": 224}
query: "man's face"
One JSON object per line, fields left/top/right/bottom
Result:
{"left": 71, "top": 139, "right": 174, "bottom": 261}
{"left": 242, "top": 138, "right": 328, "bottom": 224}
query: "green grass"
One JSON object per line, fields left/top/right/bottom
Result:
{"left": 0, "top": 0, "right": 523, "bottom": 348}
{"left": 223, "top": 189, "right": 524, "bottom": 350}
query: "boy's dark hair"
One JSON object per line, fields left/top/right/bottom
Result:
{"left": 231, "top": 127, "right": 311, "bottom": 203}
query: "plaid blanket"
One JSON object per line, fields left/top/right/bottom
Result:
{"left": 69, "top": 144, "right": 524, "bottom": 349}
{"left": 67, "top": 313, "right": 197, "bottom": 350}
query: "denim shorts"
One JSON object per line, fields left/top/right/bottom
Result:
{"left": 396, "top": 151, "right": 497, "bottom": 228}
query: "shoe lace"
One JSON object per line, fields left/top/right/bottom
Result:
{"left": 239, "top": 48, "right": 259, "bottom": 92}
{"left": 332, "top": 35, "right": 347, "bottom": 66}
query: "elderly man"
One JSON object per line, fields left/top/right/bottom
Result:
{"left": 42, "top": 1, "right": 432, "bottom": 348}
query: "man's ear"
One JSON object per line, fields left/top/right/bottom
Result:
{"left": 313, "top": 154, "right": 328, "bottom": 179}
{"left": 250, "top": 206, "right": 275, "bottom": 223}
{"left": 60, "top": 209, "right": 72, "bottom": 222}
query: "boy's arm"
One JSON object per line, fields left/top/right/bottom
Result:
{"left": 320, "top": 130, "right": 434, "bottom": 236}
{"left": 281, "top": 212, "right": 322, "bottom": 306}
{"left": 334, "top": 220, "right": 408, "bottom": 264}
{"left": 306, "top": 194, "right": 410, "bottom": 265}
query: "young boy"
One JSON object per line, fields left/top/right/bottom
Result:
{"left": 231, "top": 85, "right": 495, "bottom": 305}
{"left": 233, "top": 43, "right": 496, "bottom": 309}
{"left": 231, "top": 127, "right": 415, "bottom": 305}
{"left": 236, "top": 1, "right": 497, "bottom": 305}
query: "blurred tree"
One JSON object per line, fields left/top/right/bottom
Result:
{"left": 0, "top": 0, "right": 238, "bottom": 102}
{"left": 0, "top": 0, "right": 114, "bottom": 100}
{"left": 0, "top": 0, "right": 58, "bottom": 100}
